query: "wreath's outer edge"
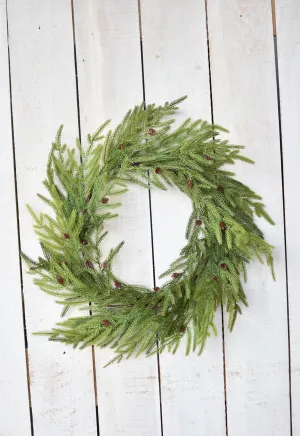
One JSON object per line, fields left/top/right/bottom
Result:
{"left": 22, "top": 97, "right": 275, "bottom": 364}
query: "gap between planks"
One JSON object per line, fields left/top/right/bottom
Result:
{"left": 5, "top": 1, "right": 34, "bottom": 434}
{"left": 204, "top": 1, "right": 228, "bottom": 434}
{"left": 137, "top": 1, "right": 164, "bottom": 435}
{"left": 271, "top": 0, "right": 293, "bottom": 434}
{"left": 70, "top": 1, "right": 100, "bottom": 435}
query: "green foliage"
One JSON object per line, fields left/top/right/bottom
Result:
{"left": 23, "top": 96, "right": 275, "bottom": 364}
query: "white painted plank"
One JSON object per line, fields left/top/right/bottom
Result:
{"left": 207, "top": 1, "right": 290, "bottom": 435}
{"left": 7, "top": 1, "right": 97, "bottom": 434}
{"left": 140, "top": 1, "right": 226, "bottom": 435}
{"left": 0, "top": 1, "right": 31, "bottom": 434}
{"left": 276, "top": 1, "right": 300, "bottom": 433}
{"left": 73, "top": 1, "right": 161, "bottom": 435}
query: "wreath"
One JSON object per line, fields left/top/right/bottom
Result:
{"left": 23, "top": 96, "right": 275, "bottom": 364}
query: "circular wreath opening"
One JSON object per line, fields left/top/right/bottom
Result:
{"left": 23, "top": 96, "right": 275, "bottom": 365}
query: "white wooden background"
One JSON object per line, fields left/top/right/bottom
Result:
{"left": 0, "top": 0, "right": 299, "bottom": 435}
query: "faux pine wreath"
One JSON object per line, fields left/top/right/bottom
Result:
{"left": 23, "top": 96, "right": 275, "bottom": 364}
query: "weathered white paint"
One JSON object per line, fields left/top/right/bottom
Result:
{"left": 73, "top": 1, "right": 162, "bottom": 435}
{"left": 0, "top": 0, "right": 298, "bottom": 434}
{"left": 276, "top": 1, "right": 300, "bottom": 433}
{"left": 7, "top": 0, "right": 97, "bottom": 434}
{"left": 140, "top": 1, "right": 226, "bottom": 435}
{"left": 207, "top": 1, "right": 290, "bottom": 435}
{"left": 0, "top": 1, "right": 31, "bottom": 434}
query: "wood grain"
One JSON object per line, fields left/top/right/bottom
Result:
{"left": 207, "top": 1, "right": 290, "bottom": 434}
{"left": 1, "top": 0, "right": 298, "bottom": 434}
{"left": 0, "top": 1, "right": 31, "bottom": 434}
{"left": 140, "top": 1, "right": 226, "bottom": 435}
{"left": 276, "top": 0, "right": 300, "bottom": 433}
{"left": 73, "top": 1, "right": 162, "bottom": 435}
{"left": 7, "top": 0, "right": 97, "bottom": 434}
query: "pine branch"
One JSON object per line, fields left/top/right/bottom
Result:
{"left": 23, "top": 97, "right": 275, "bottom": 363}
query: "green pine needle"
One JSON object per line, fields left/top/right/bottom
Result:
{"left": 24, "top": 97, "right": 275, "bottom": 364}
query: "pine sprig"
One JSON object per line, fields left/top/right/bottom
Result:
{"left": 23, "top": 96, "right": 275, "bottom": 364}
